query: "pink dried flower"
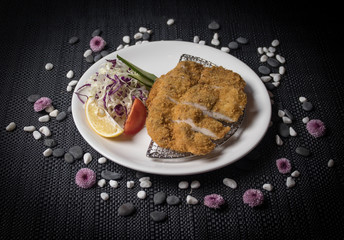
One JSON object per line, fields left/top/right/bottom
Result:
{"left": 34, "top": 97, "right": 52, "bottom": 112}
{"left": 306, "top": 119, "right": 326, "bottom": 138}
{"left": 276, "top": 158, "right": 292, "bottom": 174}
{"left": 243, "top": 189, "right": 264, "bottom": 207}
{"left": 204, "top": 194, "right": 225, "bottom": 209}
{"left": 75, "top": 168, "right": 96, "bottom": 189}
{"left": 90, "top": 36, "right": 106, "bottom": 52}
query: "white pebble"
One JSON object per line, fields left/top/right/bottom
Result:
{"left": 289, "top": 127, "right": 297, "bottom": 136}
{"left": 186, "top": 195, "right": 198, "bottom": 205}
{"left": 140, "top": 180, "right": 152, "bottom": 188}
{"left": 23, "top": 126, "right": 35, "bottom": 132}
{"left": 98, "top": 179, "right": 106, "bottom": 187}
{"left": 223, "top": 178, "right": 237, "bottom": 189}
{"left": 190, "top": 180, "right": 201, "bottom": 189}
{"left": 66, "top": 85, "right": 73, "bottom": 92}
{"left": 68, "top": 80, "right": 78, "bottom": 87}
{"left": 33, "top": 131, "right": 42, "bottom": 140}
{"left": 147, "top": 29, "right": 153, "bottom": 34}
{"left": 261, "top": 76, "right": 272, "bottom": 82}
{"left": 286, "top": 177, "right": 296, "bottom": 188}
{"left": 116, "top": 44, "right": 124, "bottom": 50}
{"left": 45, "top": 63, "right": 54, "bottom": 70}
{"left": 100, "top": 192, "right": 109, "bottom": 201}
{"left": 66, "top": 70, "right": 74, "bottom": 79}
{"left": 49, "top": 109, "right": 59, "bottom": 117}
{"left": 178, "top": 181, "right": 189, "bottom": 189}
{"left": 38, "top": 115, "right": 50, "bottom": 123}
{"left": 139, "top": 27, "right": 147, "bottom": 33}
{"left": 328, "top": 159, "right": 335, "bottom": 168}
{"left": 123, "top": 36, "right": 130, "bottom": 44}
{"left": 44, "top": 105, "right": 55, "bottom": 113}
{"left": 302, "top": 117, "right": 310, "bottom": 124}
{"left": 193, "top": 36, "right": 200, "bottom": 43}
{"left": 257, "top": 47, "right": 264, "bottom": 54}
{"left": 142, "top": 40, "right": 149, "bottom": 44}
{"left": 83, "top": 49, "right": 92, "bottom": 58}
{"left": 276, "top": 134, "right": 283, "bottom": 146}
{"left": 167, "top": 18, "right": 175, "bottom": 25}
{"left": 220, "top": 47, "right": 230, "bottom": 53}
{"left": 127, "top": 181, "right": 134, "bottom": 189}
{"left": 139, "top": 177, "right": 150, "bottom": 182}
{"left": 213, "top": 33, "right": 219, "bottom": 40}
{"left": 299, "top": 96, "right": 307, "bottom": 103}
{"left": 211, "top": 38, "right": 220, "bottom": 46}
{"left": 198, "top": 40, "right": 206, "bottom": 45}
{"left": 272, "top": 82, "right": 280, "bottom": 87}
{"left": 266, "top": 52, "right": 274, "bottom": 57}
{"left": 282, "top": 116, "right": 292, "bottom": 124}
{"left": 109, "top": 180, "right": 118, "bottom": 188}
{"left": 43, "top": 148, "right": 53, "bottom": 157}
{"left": 268, "top": 46, "right": 276, "bottom": 53}
{"left": 39, "top": 126, "right": 51, "bottom": 137}
{"left": 272, "top": 74, "right": 281, "bottom": 82}
{"left": 279, "top": 66, "right": 286, "bottom": 75}
{"left": 135, "top": 41, "right": 142, "bottom": 45}
{"left": 83, "top": 152, "right": 92, "bottom": 165}
{"left": 124, "top": 44, "right": 129, "bottom": 48}
{"left": 278, "top": 110, "right": 285, "bottom": 117}
{"left": 291, "top": 170, "right": 300, "bottom": 178}
{"left": 98, "top": 157, "right": 107, "bottom": 164}
{"left": 260, "top": 55, "right": 268, "bottom": 62}
{"left": 276, "top": 54, "right": 286, "bottom": 64}
{"left": 263, "top": 47, "right": 269, "bottom": 53}
{"left": 137, "top": 190, "right": 147, "bottom": 199}
{"left": 134, "top": 32, "right": 143, "bottom": 40}
{"left": 6, "top": 122, "right": 16, "bottom": 131}
{"left": 263, "top": 183, "right": 273, "bottom": 191}
{"left": 271, "top": 39, "right": 280, "bottom": 47}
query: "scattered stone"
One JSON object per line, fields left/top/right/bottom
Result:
{"left": 56, "top": 111, "right": 67, "bottom": 121}
{"left": 123, "top": 36, "right": 130, "bottom": 44}
{"left": 127, "top": 181, "right": 135, "bottom": 188}
{"left": 263, "top": 183, "right": 273, "bottom": 191}
{"left": 44, "top": 138, "right": 57, "bottom": 147}
{"left": 66, "top": 70, "right": 74, "bottom": 79}
{"left": 268, "top": 46, "right": 276, "bottom": 53}
{"left": 208, "top": 21, "right": 220, "bottom": 30}
{"left": 67, "top": 106, "right": 72, "bottom": 113}
{"left": 39, "top": 126, "right": 51, "bottom": 137}
{"left": 100, "top": 51, "right": 109, "bottom": 57}
{"left": 260, "top": 55, "right": 268, "bottom": 62}
{"left": 328, "top": 159, "right": 335, "bottom": 168}
{"left": 283, "top": 109, "right": 294, "bottom": 120}
{"left": 295, "top": 146, "right": 310, "bottom": 157}
{"left": 272, "top": 82, "right": 280, "bottom": 87}
{"left": 261, "top": 76, "right": 272, "bottom": 82}
{"left": 302, "top": 102, "right": 313, "bottom": 111}
{"left": 167, "top": 18, "right": 175, "bottom": 25}
{"left": 272, "top": 74, "right": 281, "bottom": 82}
{"left": 116, "top": 44, "right": 124, "bottom": 51}
{"left": 83, "top": 152, "right": 92, "bottom": 165}
{"left": 178, "top": 181, "right": 189, "bottom": 189}
{"left": 43, "top": 148, "right": 53, "bottom": 157}
{"left": 98, "top": 179, "right": 106, "bottom": 187}
{"left": 236, "top": 37, "right": 248, "bottom": 44}
{"left": 139, "top": 27, "right": 147, "bottom": 33}
{"left": 153, "top": 192, "right": 167, "bottom": 205}
{"left": 258, "top": 66, "right": 271, "bottom": 75}
{"left": 166, "top": 195, "right": 181, "bottom": 205}
{"left": 38, "top": 115, "right": 50, "bottom": 123}
{"left": 266, "top": 52, "right": 274, "bottom": 57}
{"left": 265, "top": 82, "right": 275, "bottom": 91}
{"left": 186, "top": 195, "right": 198, "bottom": 205}
{"left": 282, "top": 116, "right": 292, "bottom": 124}
{"left": 68, "top": 80, "right": 78, "bottom": 87}
{"left": 150, "top": 211, "right": 167, "bottom": 222}
{"left": 83, "top": 49, "right": 92, "bottom": 58}
{"left": 45, "top": 63, "right": 53, "bottom": 70}
{"left": 289, "top": 127, "right": 297, "bottom": 136}
{"left": 27, "top": 94, "right": 41, "bottom": 103}
{"left": 5, "top": 122, "right": 16, "bottom": 132}
{"left": 91, "top": 28, "right": 101, "bottom": 37}
{"left": 68, "top": 145, "right": 83, "bottom": 159}
{"left": 278, "top": 123, "right": 290, "bottom": 137}
{"left": 278, "top": 110, "right": 285, "bottom": 117}
{"left": 66, "top": 85, "right": 73, "bottom": 92}
{"left": 211, "top": 38, "right": 220, "bottom": 46}
{"left": 271, "top": 39, "right": 280, "bottom": 47}
{"left": 276, "top": 134, "right": 283, "bottom": 146}
{"left": 193, "top": 36, "right": 200, "bottom": 43}
{"left": 33, "top": 131, "right": 42, "bottom": 140}
{"left": 23, "top": 125, "right": 34, "bottom": 132}
{"left": 228, "top": 41, "right": 239, "bottom": 50}
{"left": 100, "top": 192, "right": 109, "bottom": 201}
{"left": 53, "top": 148, "right": 65, "bottom": 158}
{"left": 109, "top": 180, "right": 119, "bottom": 188}
{"left": 191, "top": 180, "right": 201, "bottom": 189}
{"left": 220, "top": 47, "right": 230, "bottom": 53}
{"left": 64, "top": 152, "right": 75, "bottom": 163}
{"left": 267, "top": 58, "right": 280, "bottom": 67}
{"left": 299, "top": 96, "right": 307, "bottom": 103}
{"left": 279, "top": 66, "right": 286, "bottom": 75}
{"left": 101, "top": 170, "right": 123, "bottom": 180}
{"left": 45, "top": 105, "right": 55, "bottom": 113}
{"left": 134, "top": 32, "right": 143, "bottom": 40}
{"left": 198, "top": 40, "right": 206, "bottom": 45}
{"left": 94, "top": 54, "right": 102, "bottom": 62}
{"left": 137, "top": 190, "right": 147, "bottom": 199}
{"left": 98, "top": 157, "right": 107, "bottom": 164}
{"left": 302, "top": 117, "right": 310, "bottom": 124}
{"left": 142, "top": 32, "right": 150, "bottom": 40}
{"left": 140, "top": 180, "right": 152, "bottom": 188}
{"left": 85, "top": 55, "right": 94, "bottom": 63}
{"left": 118, "top": 203, "right": 136, "bottom": 216}
{"left": 223, "top": 178, "right": 237, "bottom": 189}
{"left": 291, "top": 170, "right": 300, "bottom": 177}
{"left": 139, "top": 177, "right": 150, "bottom": 182}
{"left": 286, "top": 177, "right": 296, "bottom": 188}
{"left": 257, "top": 47, "right": 264, "bottom": 54}
{"left": 276, "top": 54, "right": 286, "bottom": 64}
{"left": 68, "top": 37, "right": 79, "bottom": 45}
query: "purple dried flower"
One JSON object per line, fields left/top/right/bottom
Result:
{"left": 90, "top": 36, "right": 106, "bottom": 52}
{"left": 34, "top": 97, "right": 52, "bottom": 112}
{"left": 243, "top": 189, "right": 264, "bottom": 207}
{"left": 306, "top": 119, "right": 326, "bottom": 138}
{"left": 204, "top": 194, "right": 225, "bottom": 209}
{"left": 276, "top": 158, "right": 292, "bottom": 174}
{"left": 75, "top": 168, "right": 96, "bottom": 189}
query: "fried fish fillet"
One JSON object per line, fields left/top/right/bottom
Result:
{"left": 146, "top": 61, "right": 247, "bottom": 155}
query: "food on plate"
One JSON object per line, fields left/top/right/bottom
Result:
{"left": 124, "top": 98, "right": 147, "bottom": 135}
{"left": 146, "top": 61, "right": 247, "bottom": 155}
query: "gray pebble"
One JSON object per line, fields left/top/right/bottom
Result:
{"left": 27, "top": 94, "right": 41, "bottom": 103}
{"left": 67, "top": 106, "right": 72, "bottom": 113}
{"left": 118, "top": 203, "right": 136, "bottom": 216}
{"left": 85, "top": 55, "right": 94, "bottom": 63}
{"left": 236, "top": 37, "right": 248, "bottom": 44}
{"left": 153, "top": 192, "right": 167, "bottom": 205}
{"left": 228, "top": 41, "right": 239, "bottom": 50}
{"left": 267, "top": 58, "right": 280, "bottom": 67}
{"left": 91, "top": 28, "right": 101, "bottom": 37}
{"left": 150, "top": 211, "right": 167, "bottom": 222}
{"left": 258, "top": 66, "right": 271, "bottom": 75}
{"left": 56, "top": 111, "right": 67, "bottom": 121}
{"left": 64, "top": 152, "right": 75, "bottom": 163}
{"left": 208, "top": 21, "right": 220, "bottom": 30}
{"left": 265, "top": 82, "right": 275, "bottom": 91}
{"left": 295, "top": 147, "right": 310, "bottom": 157}
{"left": 94, "top": 54, "right": 102, "bottom": 62}
{"left": 136, "top": 171, "right": 149, "bottom": 178}
{"left": 53, "top": 148, "right": 65, "bottom": 158}
{"left": 278, "top": 123, "right": 290, "bottom": 137}
{"left": 101, "top": 170, "right": 123, "bottom": 180}
{"left": 44, "top": 139, "right": 57, "bottom": 147}
{"left": 283, "top": 109, "right": 294, "bottom": 120}
{"left": 166, "top": 195, "right": 181, "bottom": 205}
{"left": 68, "top": 36, "right": 79, "bottom": 45}
{"left": 100, "top": 51, "right": 109, "bottom": 57}
{"left": 68, "top": 145, "right": 83, "bottom": 159}
{"left": 302, "top": 102, "right": 313, "bottom": 111}
{"left": 142, "top": 32, "right": 150, "bottom": 40}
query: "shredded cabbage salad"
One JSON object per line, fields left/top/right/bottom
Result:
{"left": 75, "top": 59, "right": 149, "bottom": 128}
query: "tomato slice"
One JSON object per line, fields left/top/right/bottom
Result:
{"left": 124, "top": 98, "right": 147, "bottom": 135}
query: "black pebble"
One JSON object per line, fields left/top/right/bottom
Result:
{"left": 64, "top": 152, "right": 75, "bottom": 163}
{"left": 278, "top": 123, "right": 290, "bottom": 137}
{"left": 265, "top": 82, "right": 275, "bottom": 91}
{"left": 118, "top": 203, "right": 136, "bottom": 216}
{"left": 166, "top": 195, "right": 181, "bottom": 205}
{"left": 68, "top": 145, "right": 83, "bottom": 160}
{"left": 150, "top": 211, "right": 167, "bottom": 222}
{"left": 258, "top": 66, "right": 271, "bottom": 75}
{"left": 302, "top": 102, "right": 313, "bottom": 111}
{"left": 208, "top": 21, "right": 220, "bottom": 30}
{"left": 142, "top": 32, "right": 150, "bottom": 40}
{"left": 267, "top": 58, "right": 280, "bottom": 67}
{"left": 228, "top": 41, "right": 239, "bottom": 50}
{"left": 68, "top": 36, "right": 79, "bottom": 45}
{"left": 44, "top": 139, "right": 57, "bottom": 147}
{"left": 91, "top": 28, "right": 101, "bottom": 37}
{"left": 236, "top": 37, "right": 249, "bottom": 44}
{"left": 27, "top": 94, "right": 41, "bottom": 103}
{"left": 56, "top": 111, "right": 67, "bottom": 121}
{"left": 53, "top": 148, "right": 65, "bottom": 158}
{"left": 101, "top": 170, "right": 123, "bottom": 180}
{"left": 295, "top": 147, "right": 310, "bottom": 157}
{"left": 136, "top": 171, "right": 149, "bottom": 178}
{"left": 153, "top": 192, "right": 167, "bottom": 205}
{"left": 86, "top": 55, "right": 94, "bottom": 63}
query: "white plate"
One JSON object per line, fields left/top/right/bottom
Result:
{"left": 72, "top": 41, "right": 271, "bottom": 175}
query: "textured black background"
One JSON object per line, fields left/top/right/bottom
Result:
{"left": 1, "top": 0, "right": 344, "bottom": 239}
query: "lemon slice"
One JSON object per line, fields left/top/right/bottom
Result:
{"left": 85, "top": 97, "right": 124, "bottom": 138}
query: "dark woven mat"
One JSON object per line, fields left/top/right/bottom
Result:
{"left": 1, "top": 0, "right": 344, "bottom": 239}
